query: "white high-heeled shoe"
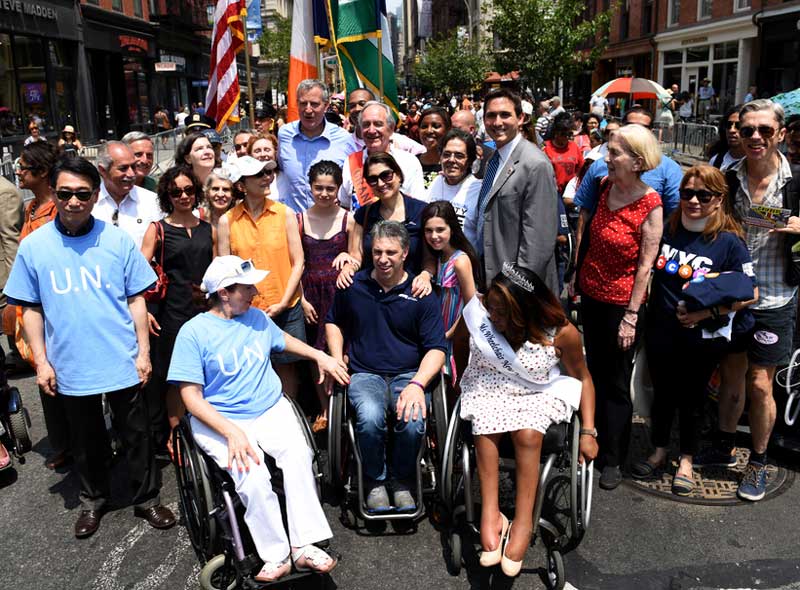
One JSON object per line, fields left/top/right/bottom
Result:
{"left": 500, "top": 522, "right": 524, "bottom": 577}
{"left": 479, "top": 512, "right": 509, "bottom": 567}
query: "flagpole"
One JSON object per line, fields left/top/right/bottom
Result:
{"left": 243, "top": 37, "right": 256, "bottom": 124}
{"left": 377, "top": 34, "right": 384, "bottom": 102}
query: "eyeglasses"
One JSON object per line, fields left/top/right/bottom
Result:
{"left": 365, "top": 170, "right": 395, "bottom": 186}
{"left": 234, "top": 142, "right": 249, "bottom": 150}
{"left": 55, "top": 189, "right": 94, "bottom": 202}
{"left": 680, "top": 188, "right": 717, "bottom": 204}
{"left": 441, "top": 151, "right": 467, "bottom": 162}
{"left": 169, "top": 185, "right": 197, "bottom": 199}
{"left": 725, "top": 120, "right": 740, "bottom": 130}
{"left": 739, "top": 125, "right": 777, "bottom": 139}
{"left": 347, "top": 99, "right": 368, "bottom": 111}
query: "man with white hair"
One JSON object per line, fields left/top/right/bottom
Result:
{"left": 93, "top": 141, "right": 161, "bottom": 249}
{"left": 339, "top": 101, "right": 426, "bottom": 209}
{"left": 549, "top": 96, "right": 565, "bottom": 117}
{"left": 278, "top": 79, "right": 354, "bottom": 212}
{"left": 121, "top": 131, "right": 156, "bottom": 192}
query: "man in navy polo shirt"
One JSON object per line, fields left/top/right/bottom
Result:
{"left": 326, "top": 221, "right": 446, "bottom": 513}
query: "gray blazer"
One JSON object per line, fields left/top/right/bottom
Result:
{"left": 0, "top": 176, "right": 23, "bottom": 308}
{"left": 481, "top": 137, "right": 559, "bottom": 292}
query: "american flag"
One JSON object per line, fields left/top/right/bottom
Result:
{"left": 205, "top": 0, "right": 247, "bottom": 132}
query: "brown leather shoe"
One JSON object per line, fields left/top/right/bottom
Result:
{"left": 46, "top": 451, "right": 72, "bottom": 470}
{"left": 75, "top": 510, "right": 103, "bottom": 538}
{"left": 134, "top": 504, "right": 176, "bottom": 529}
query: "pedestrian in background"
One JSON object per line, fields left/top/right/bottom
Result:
{"left": 58, "top": 125, "right": 82, "bottom": 156}
{"left": 417, "top": 106, "right": 451, "bottom": 189}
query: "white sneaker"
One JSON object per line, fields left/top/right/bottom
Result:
{"left": 392, "top": 483, "right": 416, "bottom": 512}
{"left": 366, "top": 484, "right": 391, "bottom": 512}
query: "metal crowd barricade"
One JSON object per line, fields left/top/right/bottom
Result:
{"left": 654, "top": 121, "right": 718, "bottom": 160}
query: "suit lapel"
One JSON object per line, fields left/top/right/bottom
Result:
{"left": 486, "top": 140, "right": 523, "bottom": 205}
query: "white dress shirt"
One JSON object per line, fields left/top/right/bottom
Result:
{"left": 93, "top": 182, "right": 163, "bottom": 249}
{"left": 338, "top": 146, "right": 426, "bottom": 208}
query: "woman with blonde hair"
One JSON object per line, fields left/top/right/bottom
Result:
{"left": 632, "top": 165, "right": 758, "bottom": 495}
{"left": 576, "top": 123, "right": 664, "bottom": 490}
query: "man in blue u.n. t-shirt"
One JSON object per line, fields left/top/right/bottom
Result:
{"left": 4, "top": 156, "right": 175, "bottom": 539}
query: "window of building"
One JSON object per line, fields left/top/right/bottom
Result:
{"left": 664, "top": 50, "right": 683, "bottom": 65}
{"left": 0, "top": 34, "right": 21, "bottom": 138}
{"left": 134, "top": 0, "right": 143, "bottom": 17}
{"left": 642, "top": 0, "right": 654, "bottom": 34}
{"left": 734, "top": 0, "right": 751, "bottom": 11}
{"left": 713, "top": 41, "right": 738, "bottom": 60}
{"left": 14, "top": 35, "right": 49, "bottom": 134}
{"left": 668, "top": 0, "right": 680, "bottom": 26}
{"left": 686, "top": 46, "right": 710, "bottom": 63}
{"left": 698, "top": 0, "right": 712, "bottom": 19}
{"left": 619, "top": 0, "right": 630, "bottom": 40}
{"left": 113, "top": 0, "right": 123, "bottom": 11}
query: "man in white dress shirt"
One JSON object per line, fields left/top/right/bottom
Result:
{"left": 339, "top": 101, "right": 426, "bottom": 209}
{"left": 93, "top": 141, "right": 162, "bottom": 248}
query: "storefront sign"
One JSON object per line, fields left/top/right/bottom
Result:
{"left": 157, "top": 52, "right": 186, "bottom": 71}
{"left": 119, "top": 35, "right": 149, "bottom": 54}
{"left": 0, "top": 0, "right": 56, "bottom": 20}
{"left": 681, "top": 37, "right": 708, "bottom": 45}
{"left": 155, "top": 62, "right": 177, "bottom": 72}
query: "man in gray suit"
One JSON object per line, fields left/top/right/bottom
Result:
{"left": 467, "top": 88, "right": 559, "bottom": 291}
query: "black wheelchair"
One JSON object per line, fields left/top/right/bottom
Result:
{"left": 439, "top": 397, "right": 593, "bottom": 589}
{"left": 0, "top": 363, "right": 32, "bottom": 470}
{"left": 172, "top": 395, "right": 332, "bottom": 589}
{"left": 326, "top": 376, "right": 449, "bottom": 527}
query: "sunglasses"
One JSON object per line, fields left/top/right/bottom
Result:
{"left": 365, "top": 170, "right": 395, "bottom": 186}
{"left": 219, "top": 258, "right": 255, "bottom": 285}
{"left": 55, "top": 189, "right": 94, "bottom": 202}
{"left": 725, "top": 120, "right": 740, "bottom": 130}
{"left": 739, "top": 125, "right": 777, "bottom": 139}
{"left": 680, "top": 188, "right": 717, "bottom": 204}
{"left": 245, "top": 168, "right": 272, "bottom": 179}
{"left": 169, "top": 185, "right": 197, "bottom": 199}
{"left": 15, "top": 164, "right": 36, "bottom": 172}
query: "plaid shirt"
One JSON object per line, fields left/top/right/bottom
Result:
{"left": 733, "top": 153, "right": 797, "bottom": 310}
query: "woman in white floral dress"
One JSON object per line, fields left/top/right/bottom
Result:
{"left": 459, "top": 263, "right": 598, "bottom": 577}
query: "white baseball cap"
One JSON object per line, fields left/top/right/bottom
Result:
{"left": 201, "top": 255, "right": 269, "bottom": 298}
{"left": 227, "top": 155, "right": 277, "bottom": 182}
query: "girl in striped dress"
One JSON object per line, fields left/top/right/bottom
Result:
{"left": 421, "top": 201, "right": 481, "bottom": 385}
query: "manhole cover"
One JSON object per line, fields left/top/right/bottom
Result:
{"left": 625, "top": 423, "right": 794, "bottom": 505}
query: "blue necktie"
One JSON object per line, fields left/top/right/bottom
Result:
{"left": 476, "top": 151, "right": 501, "bottom": 253}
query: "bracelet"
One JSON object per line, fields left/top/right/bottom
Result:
{"left": 621, "top": 316, "right": 637, "bottom": 327}
{"left": 579, "top": 428, "right": 598, "bottom": 438}
{"left": 409, "top": 380, "right": 426, "bottom": 392}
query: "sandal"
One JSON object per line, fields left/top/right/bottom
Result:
{"left": 671, "top": 473, "right": 695, "bottom": 496}
{"left": 631, "top": 459, "right": 664, "bottom": 479}
{"left": 0, "top": 443, "right": 11, "bottom": 471}
{"left": 311, "top": 415, "right": 328, "bottom": 433}
{"left": 254, "top": 557, "right": 291, "bottom": 582}
{"left": 291, "top": 544, "right": 338, "bottom": 574}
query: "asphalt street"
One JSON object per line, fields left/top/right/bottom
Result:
{"left": 2, "top": 367, "right": 800, "bottom": 590}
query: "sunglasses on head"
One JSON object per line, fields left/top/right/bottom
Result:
{"left": 219, "top": 259, "right": 255, "bottom": 285}
{"left": 680, "top": 188, "right": 717, "bottom": 204}
{"left": 365, "top": 170, "right": 395, "bottom": 186}
{"left": 169, "top": 185, "right": 197, "bottom": 199}
{"left": 55, "top": 189, "right": 94, "bottom": 202}
{"left": 739, "top": 125, "right": 777, "bottom": 139}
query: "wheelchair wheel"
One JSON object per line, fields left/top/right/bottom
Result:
{"left": 173, "top": 422, "right": 217, "bottom": 562}
{"left": 285, "top": 395, "right": 323, "bottom": 498}
{"left": 327, "top": 386, "right": 350, "bottom": 492}
{"left": 8, "top": 406, "right": 32, "bottom": 455}
{"left": 430, "top": 376, "right": 449, "bottom": 470}
{"left": 198, "top": 554, "right": 237, "bottom": 590}
{"left": 544, "top": 549, "right": 565, "bottom": 590}
{"left": 440, "top": 398, "right": 465, "bottom": 512}
{"left": 444, "top": 530, "right": 462, "bottom": 576}
{"left": 569, "top": 415, "right": 592, "bottom": 542}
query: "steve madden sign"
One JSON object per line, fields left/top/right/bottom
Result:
{"left": 0, "top": 0, "right": 57, "bottom": 19}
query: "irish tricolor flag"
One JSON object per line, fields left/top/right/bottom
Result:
{"left": 331, "top": 0, "right": 399, "bottom": 115}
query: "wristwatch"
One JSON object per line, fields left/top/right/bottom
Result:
{"left": 579, "top": 428, "right": 598, "bottom": 438}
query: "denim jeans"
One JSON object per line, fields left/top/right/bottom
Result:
{"left": 347, "top": 371, "right": 430, "bottom": 482}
